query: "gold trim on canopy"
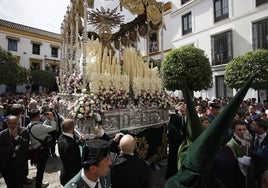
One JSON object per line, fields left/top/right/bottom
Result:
{"left": 147, "top": 3, "right": 162, "bottom": 25}
{"left": 121, "top": 0, "right": 145, "bottom": 15}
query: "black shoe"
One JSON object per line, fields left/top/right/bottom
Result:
{"left": 41, "top": 182, "right": 49, "bottom": 188}
{"left": 24, "top": 177, "right": 33, "bottom": 185}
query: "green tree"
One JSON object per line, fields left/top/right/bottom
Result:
{"left": 225, "top": 49, "right": 268, "bottom": 90}
{"left": 0, "top": 47, "right": 28, "bottom": 86}
{"left": 30, "top": 70, "right": 57, "bottom": 91}
{"left": 161, "top": 46, "right": 213, "bottom": 91}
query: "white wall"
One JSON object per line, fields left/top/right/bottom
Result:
{"left": 0, "top": 26, "right": 61, "bottom": 94}
{"left": 158, "top": 0, "right": 268, "bottom": 99}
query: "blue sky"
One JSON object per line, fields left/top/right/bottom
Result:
{"left": 0, "top": 0, "right": 169, "bottom": 34}
{"left": 0, "top": 0, "right": 70, "bottom": 33}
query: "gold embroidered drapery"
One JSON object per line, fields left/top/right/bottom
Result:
{"left": 120, "top": 0, "right": 145, "bottom": 15}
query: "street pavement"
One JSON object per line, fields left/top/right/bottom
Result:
{"left": 0, "top": 155, "right": 167, "bottom": 188}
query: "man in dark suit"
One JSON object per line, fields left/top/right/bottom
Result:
{"left": 250, "top": 118, "right": 268, "bottom": 188}
{"left": 58, "top": 119, "right": 82, "bottom": 186}
{"left": 7, "top": 103, "right": 32, "bottom": 185}
{"left": 64, "top": 139, "right": 112, "bottom": 188}
{"left": 166, "top": 105, "right": 187, "bottom": 180}
{"left": 110, "top": 134, "right": 152, "bottom": 188}
{"left": 0, "top": 115, "right": 29, "bottom": 188}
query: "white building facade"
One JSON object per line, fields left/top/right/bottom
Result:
{"left": 0, "top": 19, "right": 61, "bottom": 94}
{"left": 140, "top": 0, "right": 268, "bottom": 101}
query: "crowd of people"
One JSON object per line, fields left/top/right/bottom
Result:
{"left": 0, "top": 92, "right": 268, "bottom": 188}
{"left": 0, "top": 93, "right": 64, "bottom": 188}
{"left": 0, "top": 92, "right": 152, "bottom": 188}
{"left": 166, "top": 97, "right": 268, "bottom": 188}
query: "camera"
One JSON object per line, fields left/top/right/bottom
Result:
{"left": 118, "top": 134, "right": 124, "bottom": 141}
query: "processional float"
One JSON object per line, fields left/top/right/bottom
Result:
{"left": 58, "top": 0, "right": 170, "bottom": 163}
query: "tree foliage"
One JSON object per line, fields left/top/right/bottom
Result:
{"left": 161, "top": 46, "right": 213, "bottom": 91}
{"left": 0, "top": 47, "right": 28, "bottom": 85}
{"left": 30, "top": 70, "right": 56, "bottom": 89}
{"left": 225, "top": 49, "right": 268, "bottom": 90}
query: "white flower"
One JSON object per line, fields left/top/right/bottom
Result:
{"left": 77, "top": 113, "right": 84, "bottom": 119}
{"left": 82, "top": 89, "right": 87, "bottom": 93}
{"left": 74, "top": 106, "right": 79, "bottom": 112}
{"left": 79, "top": 107, "right": 85, "bottom": 113}
{"left": 67, "top": 105, "right": 74, "bottom": 111}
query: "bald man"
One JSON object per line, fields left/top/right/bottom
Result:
{"left": 58, "top": 119, "right": 82, "bottom": 186}
{"left": 110, "top": 134, "right": 152, "bottom": 188}
{"left": 119, "top": 134, "right": 136, "bottom": 154}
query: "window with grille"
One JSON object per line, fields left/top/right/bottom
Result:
{"left": 181, "top": 0, "right": 190, "bottom": 5}
{"left": 214, "top": 0, "right": 229, "bottom": 22}
{"left": 51, "top": 64, "right": 60, "bottom": 76}
{"left": 256, "top": 0, "right": 268, "bottom": 6}
{"left": 182, "top": 12, "right": 192, "bottom": 35}
{"left": 8, "top": 39, "right": 18, "bottom": 51}
{"left": 211, "top": 30, "right": 233, "bottom": 65}
{"left": 215, "top": 75, "right": 233, "bottom": 98}
{"left": 51, "top": 47, "right": 58, "bottom": 58}
{"left": 149, "top": 31, "right": 158, "bottom": 53}
{"left": 252, "top": 18, "right": 268, "bottom": 50}
{"left": 32, "top": 44, "right": 40, "bottom": 55}
{"left": 31, "top": 62, "right": 41, "bottom": 70}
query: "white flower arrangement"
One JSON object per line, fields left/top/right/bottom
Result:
{"left": 68, "top": 88, "right": 129, "bottom": 121}
{"left": 137, "top": 91, "right": 173, "bottom": 109}
{"left": 132, "top": 77, "right": 163, "bottom": 97}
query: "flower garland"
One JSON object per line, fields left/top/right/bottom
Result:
{"left": 137, "top": 91, "right": 173, "bottom": 109}
{"left": 68, "top": 88, "right": 129, "bottom": 121}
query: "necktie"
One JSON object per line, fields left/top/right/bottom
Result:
{"left": 255, "top": 135, "right": 261, "bottom": 148}
{"left": 94, "top": 181, "right": 99, "bottom": 188}
{"left": 10, "top": 134, "right": 16, "bottom": 146}
{"left": 10, "top": 134, "right": 17, "bottom": 157}
{"left": 182, "top": 116, "right": 186, "bottom": 126}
